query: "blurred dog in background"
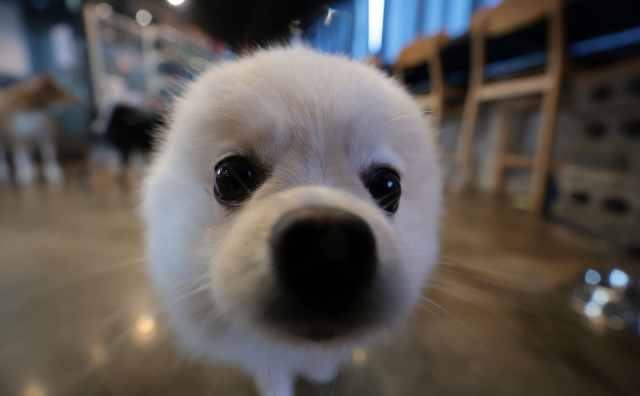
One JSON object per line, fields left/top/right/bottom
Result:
{"left": 90, "top": 103, "right": 164, "bottom": 191}
{"left": 0, "top": 74, "right": 76, "bottom": 185}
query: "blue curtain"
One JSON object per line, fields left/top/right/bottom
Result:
{"left": 423, "top": 0, "right": 447, "bottom": 35}
{"left": 381, "top": 0, "right": 486, "bottom": 63}
{"left": 381, "top": 0, "right": 421, "bottom": 64}
{"left": 304, "top": 0, "right": 503, "bottom": 64}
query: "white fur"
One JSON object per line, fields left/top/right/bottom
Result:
{"left": 141, "top": 47, "right": 442, "bottom": 396}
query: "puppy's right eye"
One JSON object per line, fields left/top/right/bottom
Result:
{"left": 214, "top": 157, "right": 257, "bottom": 205}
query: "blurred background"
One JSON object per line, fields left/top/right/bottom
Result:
{"left": 1, "top": 0, "right": 639, "bottom": 395}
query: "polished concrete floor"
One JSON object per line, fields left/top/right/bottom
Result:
{"left": 1, "top": 173, "right": 639, "bottom": 396}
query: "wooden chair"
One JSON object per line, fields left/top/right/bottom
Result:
{"left": 453, "top": 0, "right": 564, "bottom": 214}
{"left": 394, "top": 32, "right": 458, "bottom": 134}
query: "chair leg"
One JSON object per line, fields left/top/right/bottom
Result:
{"left": 431, "top": 103, "right": 443, "bottom": 142}
{"left": 492, "top": 101, "right": 513, "bottom": 194}
{"left": 531, "top": 87, "right": 560, "bottom": 214}
{"left": 452, "top": 94, "right": 481, "bottom": 192}
{"left": 0, "top": 143, "right": 9, "bottom": 183}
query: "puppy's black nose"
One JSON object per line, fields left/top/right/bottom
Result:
{"left": 270, "top": 206, "right": 377, "bottom": 316}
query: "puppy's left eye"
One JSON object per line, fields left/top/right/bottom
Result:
{"left": 214, "top": 157, "right": 258, "bottom": 205}
{"left": 367, "top": 169, "right": 401, "bottom": 213}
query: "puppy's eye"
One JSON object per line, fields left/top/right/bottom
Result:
{"left": 367, "top": 169, "right": 401, "bottom": 213}
{"left": 214, "top": 157, "right": 258, "bottom": 205}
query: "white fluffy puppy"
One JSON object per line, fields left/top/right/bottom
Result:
{"left": 142, "top": 47, "right": 441, "bottom": 396}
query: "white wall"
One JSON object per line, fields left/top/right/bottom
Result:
{"left": 0, "top": 1, "right": 32, "bottom": 77}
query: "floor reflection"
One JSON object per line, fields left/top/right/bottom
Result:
{"left": 134, "top": 314, "right": 157, "bottom": 343}
{"left": 1, "top": 174, "right": 639, "bottom": 395}
{"left": 20, "top": 383, "right": 47, "bottom": 396}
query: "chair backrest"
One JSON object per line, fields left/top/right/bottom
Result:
{"left": 395, "top": 33, "right": 449, "bottom": 98}
{"left": 395, "top": 33, "right": 448, "bottom": 70}
{"left": 467, "top": 0, "right": 564, "bottom": 86}
{"left": 480, "top": 0, "right": 562, "bottom": 37}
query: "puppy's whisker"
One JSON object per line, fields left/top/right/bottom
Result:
{"left": 168, "top": 283, "right": 212, "bottom": 304}
{"left": 425, "top": 283, "right": 577, "bottom": 382}
{"left": 267, "top": 350, "right": 276, "bottom": 396}
{"left": 374, "top": 187, "right": 402, "bottom": 204}
{"left": 437, "top": 260, "right": 545, "bottom": 285}
{"left": 439, "top": 254, "right": 545, "bottom": 281}
{"left": 84, "top": 301, "right": 137, "bottom": 342}
{"left": 380, "top": 195, "right": 401, "bottom": 211}
{"left": 390, "top": 127, "right": 423, "bottom": 137}
{"left": 208, "top": 366, "right": 231, "bottom": 396}
{"left": 425, "top": 277, "right": 581, "bottom": 337}
{"left": 343, "top": 359, "right": 360, "bottom": 395}
{"left": 415, "top": 300, "right": 475, "bottom": 346}
{"left": 4, "top": 257, "right": 145, "bottom": 312}
{"left": 61, "top": 303, "right": 165, "bottom": 392}
{"left": 195, "top": 307, "right": 225, "bottom": 343}
{"left": 196, "top": 307, "right": 218, "bottom": 325}
{"left": 331, "top": 371, "right": 338, "bottom": 396}
{"left": 417, "top": 300, "right": 446, "bottom": 322}
{"left": 407, "top": 248, "right": 548, "bottom": 284}
{"left": 318, "top": 375, "right": 335, "bottom": 396}
{"left": 382, "top": 111, "right": 431, "bottom": 124}
{"left": 420, "top": 295, "right": 501, "bottom": 373}
{"left": 415, "top": 301, "right": 497, "bottom": 377}
{"left": 175, "top": 274, "right": 210, "bottom": 288}
{"left": 146, "top": 248, "right": 208, "bottom": 259}
{"left": 214, "top": 111, "right": 244, "bottom": 125}
{"left": 433, "top": 266, "right": 542, "bottom": 290}
{"left": 224, "top": 163, "right": 253, "bottom": 196}
{"left": 148, "top": 225, "right": 208, "bottom": 233}
{"left": 81, "top": 283, "right": 210, "bottom": 384}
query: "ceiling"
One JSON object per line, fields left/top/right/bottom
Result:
{"left": 91, "top": 0, "right": 330, "bottom": 48}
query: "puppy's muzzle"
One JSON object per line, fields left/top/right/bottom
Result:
{"left": 268, "top": 206, "right": 377, "bottom": 335}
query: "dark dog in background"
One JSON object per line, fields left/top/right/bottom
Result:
{"left": 91, "top": 104, "right": 164, "bottom": 190}
{"left": 102, "top": 104, "right": 162, "bottom": 164}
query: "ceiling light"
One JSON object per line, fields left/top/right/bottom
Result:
{"left": 135, "top": 9, "right": 152, "bottom": 27}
